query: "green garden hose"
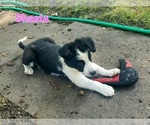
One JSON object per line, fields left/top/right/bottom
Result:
{"left": 0, "top": 1, "right": 29, "bottom": 6}
{"left": 0, "top": 6, "right": 150, "bottom": 34}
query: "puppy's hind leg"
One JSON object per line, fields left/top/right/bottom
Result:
{"left": 22, "top": 49, "right": 36, "bottom": 75}
{"left": 23, "top": 64, "right": 34, "bottom": 75}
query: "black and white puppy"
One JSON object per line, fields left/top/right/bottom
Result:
{"left": 18, "top": 36, "right": 120, "bottom": 97}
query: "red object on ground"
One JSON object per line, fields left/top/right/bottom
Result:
{"left": 92, "top": 59, "right": 138, "bottom": 87}
{"left": 93, "top": 75, "right": 119, "bottom": 83}
{"left": 125, "top": 60, "right": 132, "bottom": 67}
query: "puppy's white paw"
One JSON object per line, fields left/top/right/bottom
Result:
{"left": 107, "top": 68, "right": 120, "bottom": 77}
{"left": 24, "top": 67, "right": 34, "bottom": 75}
{"left": 98, "top": 84, "right": 115, "bottom": 97}
{"left": 23, "top": 65, "right": 34, "bottom": 75}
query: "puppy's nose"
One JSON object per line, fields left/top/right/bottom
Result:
{"left": 90, "top": 70, "right": 96, "bottom": 75}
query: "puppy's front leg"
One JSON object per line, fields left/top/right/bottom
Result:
{"left": 63, "top": 66, "right": 115, "bottom": 97}
{"left": 92, "top": 63, "right": 120, "bottom": 77}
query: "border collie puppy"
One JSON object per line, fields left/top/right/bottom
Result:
{"left": 18, "top": 37, "right": 120, "bottom": 97}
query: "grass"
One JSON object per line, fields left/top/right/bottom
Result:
{"left": 0, "top": 95, "right": 7, "bottom": 107}
{"left": 21, "top": 0, "right": 150, "bottom": 6}
{"left": 22, "top": 6, "right": 150, "bottom": 29}
{"left": 98, "top": 7, "right": 150, "bottom": 29}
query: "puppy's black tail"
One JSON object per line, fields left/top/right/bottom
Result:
{"left": 18, "top": 36, "right": 28, "bottom": 50}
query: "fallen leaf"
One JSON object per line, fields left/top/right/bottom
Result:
{"left": 49, "top": 80, "right": 60, "bottom": 90}
{"left": 6, "top": 61, "right": 14, "bottom": 66}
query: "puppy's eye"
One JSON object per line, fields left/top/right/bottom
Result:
{"left": 78, "top": 60, "right": 85, "bottom": 66}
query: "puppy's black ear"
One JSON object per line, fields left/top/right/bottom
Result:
{"left": 58, "top": 43, "right": 75, "bottom": 59}
{"left": 74, "top": 37, "right": 96, "bottom": 52}
{"left": 85, "top": 37, "right": 96, "bottom": 52}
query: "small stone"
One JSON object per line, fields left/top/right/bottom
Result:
{"left": 138, "top": 99, "right": 142, "bottom": 103}
{"left": 25, "top": 85, "right": 28, "bottom": 88}
{"left": 98, "top": 104, "right": 102, "bottom": 107}
{"left": 3, "top": 87, "right": 7, "bottom": 90}
{"left": 67, "top": 28, "right": 71, "bottom": 31}
{"left": 79, "top": 90, "right": 84, "bottom": 96}
{"left": 6, "top": 85, "right": 10, "bottom": 88}
{"left": 2, "top": 53, "right": 7, "bottom": 57}
{"left": 18, "top": 99, "right": 25, "bottom": 104}
{"left": 21, "top": 93, "right": 26, "bottom": 97}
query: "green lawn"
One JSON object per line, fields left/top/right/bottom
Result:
{"left": 23, "top": 6, "right": 150, "bottom": 29}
